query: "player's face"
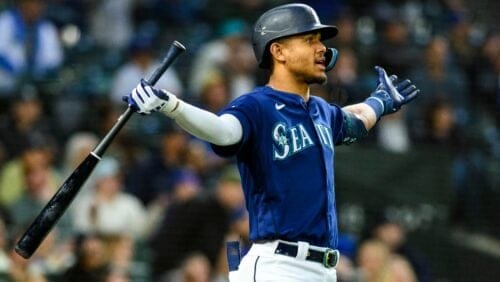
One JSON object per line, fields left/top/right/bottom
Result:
{"left": 279, "top": 32, "right": 328, "bottom": 84}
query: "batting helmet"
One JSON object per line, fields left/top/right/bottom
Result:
{"left": 252, "top": 3, "right": 338, "bottom": 69}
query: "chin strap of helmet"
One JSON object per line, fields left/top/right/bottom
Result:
{"left": 325, "top": 48, "right": 339, "bottom": 72}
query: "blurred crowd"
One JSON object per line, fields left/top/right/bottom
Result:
{"left": 0, "top": 0, "right": 498, "bottom": 281}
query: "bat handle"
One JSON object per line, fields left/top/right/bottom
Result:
{"left": 147, "top": 41, "right": 186, "bottom": 85}
{"left": 93, "top": 107, "right": 133, "bottom": 157}
{"left": 93, "top": 40, "right": 186, "bottom": 157}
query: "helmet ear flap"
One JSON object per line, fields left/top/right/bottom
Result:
{"left": 325, "top": 48, "right": 339, "bottom": 72}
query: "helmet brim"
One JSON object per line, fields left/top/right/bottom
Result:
{"left": 314, "top": 25, "right": 338, "bottom": 41}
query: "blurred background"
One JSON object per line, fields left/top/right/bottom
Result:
{"left": 0, "top": 0, "right": 498, "bottom": 281}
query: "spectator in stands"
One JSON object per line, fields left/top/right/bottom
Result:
{"left": 374, "top": 13, "right": 420, "bottom": 78}
{"left": 189, "top": 18, "right": 256, "bottom": 100}
{"left": 87, "top": 0, "right": 135, "bottom": 51}
{"left": 110, "top": 33, "right": 184, "bottom": 105}
{"left": 330, "top": 12, "right": 357, "bottom": 50}
{"left": 356, "top": 239, "right": 417, "bottom": 282}
{"left": 104, "top": 234, "right": 136, "bottom": 282}
{"left": 61, "top": 233, "right": 111, "bottom": 282}
{"left": 161, "top": 252, "right": 212, "bottom": 282}
{"left": 332, "top": 11, "right": 373, "bottom": 70}
{"left": 447, "top": 14, "right": 483, "bottom": 105}
{"left": 447, "top": 8, "right": 477, "bottom": 77}
{"left": 473, "top": 31, "right": 499, "bottom": 122}
{"left": 168, "top": 170, "right": 202, "bottom": 204}
{"left": 0, "top": 0, "right": 63, "bottom": 93}
{"left": 149, "top": 165, "right": 246, "bottom": 281}
{"left": 356, "top": 239, "right": 391, "bottom": 282}
{"left": 409, "top": 35, "right": 469, "bottom": 140}
{"left": 124, "top": 125, "right": 195, "bottom": 206}
{"left": 362, "top": 212, "right": 432, "bottom": 282}
{"left": 198, "top": 72, "right": 231, "bottom": 113}
{"left": 182, "top": 137, "right": 222, "bottom": 180}
{"left": 145, "top": 169, "right": 203, "bottom": 237}
{"left": 0, "top": 84, "right": 56, "bottom": 161}
{"left": 65, "top": 234, "right": 134, "bottom": 281}
{"left": 421, "top": 99, "right": 464, "bottom": 147}
{"left": 8, "top": 149, "right": 70, "bottom": 237}
{"left": 0, "top": 134, "right": 60, "bottom": 208}
{"left": 72, "top": 157, "right": 148, "bottom": 240}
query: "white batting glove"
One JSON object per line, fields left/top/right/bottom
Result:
{"left": 127, "top": 79, "right": 180, "bottom": 116}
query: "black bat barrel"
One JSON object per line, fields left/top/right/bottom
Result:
{"left": 15, "top": 154, "right": 99, "bottom": 258}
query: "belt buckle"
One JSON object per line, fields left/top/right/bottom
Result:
{"left": 323, "top": 249, "right": 339, "bottom": 268}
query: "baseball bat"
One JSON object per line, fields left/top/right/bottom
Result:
{"left": 14, "top": 41, "right": 186, "bottom": 259}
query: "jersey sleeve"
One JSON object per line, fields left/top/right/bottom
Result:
{"left": 211, "top": 94, "right": 259, "bottom": 157}
{"left": 330, "top": 103, "right": 349, "bottom": 146}
{"left": 331, "top": 103, "right": 369, "bottom": 145}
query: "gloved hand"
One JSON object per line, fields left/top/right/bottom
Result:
{"left": 376, "top": 74, "right": 397, "bottom": 91}
{"left": 366, "top": 66, "right": 420, "bottom": 116}
{"left": 124, "top": 79, "right": 179, "bottom": 115}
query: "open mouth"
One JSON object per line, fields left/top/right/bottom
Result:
{"left": 315, "top": 58, "right": 326, "bottom": 70}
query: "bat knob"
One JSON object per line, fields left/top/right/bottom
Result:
{"left": 14, "top": 244, "right": 31, "bottom": 259}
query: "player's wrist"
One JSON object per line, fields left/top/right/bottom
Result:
{"left": 160, "top": 91, "right": 184, "bottom": 119}
{"left": 363, "top": 96, "right": 385, "bottom": 119}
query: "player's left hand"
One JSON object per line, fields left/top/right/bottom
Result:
{"left": 373, "top": 66, "right": 420, "bottom": 115}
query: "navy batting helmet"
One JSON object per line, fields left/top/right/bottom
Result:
{"left": 252, "top": 3, "right": 338, "bottom": 69}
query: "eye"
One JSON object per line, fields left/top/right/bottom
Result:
{"left": 304, "top": 34, "right": 321, "bottom": 44}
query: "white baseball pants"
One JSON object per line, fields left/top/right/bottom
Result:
{"left": 229, "top": 240, "right": 337, "bottom": 282}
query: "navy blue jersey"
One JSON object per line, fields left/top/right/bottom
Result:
{"left": 212, "top": 86, "right": 347, "bottom": 248}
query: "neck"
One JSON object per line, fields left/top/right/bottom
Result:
{"left": 268, "top": 71, "right": 310, "bottom": 101}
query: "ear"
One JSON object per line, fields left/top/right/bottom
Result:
{"left": 269, "top": 42, "right": 286, "bottom": 65}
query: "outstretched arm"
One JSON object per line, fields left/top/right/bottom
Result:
{"left": 364, "top": 66, "right": 420, "bottom": 120}
{"left": 342, "top": 103, "right": 378, "bottom": 130}
{"left": 173, "top": 102, "right": 243, "bottom": 146}
{"left": 337, "top": 66, "right": 420, "bottom": 144}
{"left": 124, "top": 79, "right": 243, "bottom": 146}
{"left": 352, "top": 66, "right": 419, "bottom": 130}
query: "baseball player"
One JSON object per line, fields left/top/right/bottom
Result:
{"left": 125, "top": 3, "right": 419, "bottom": 282}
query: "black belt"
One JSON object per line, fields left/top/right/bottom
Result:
{"left": 274, "top": 241, "right": 339, "bottom": 268}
